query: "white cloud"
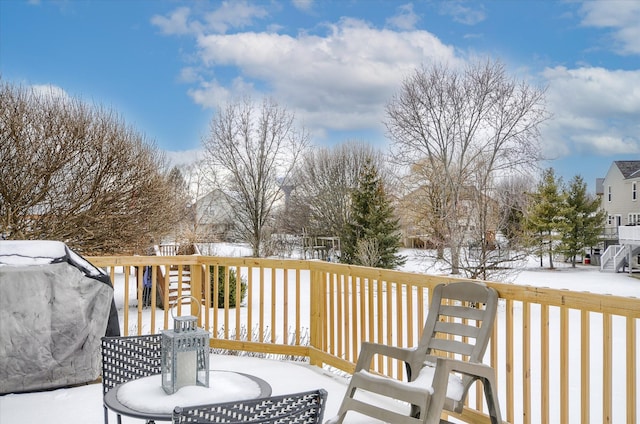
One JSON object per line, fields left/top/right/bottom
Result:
{"left": 202, "top": 1, "right": 268, "bottom": 34}
{"left": 386, "top": 3, "right": 420, "bottom": 31}
{"left": 30, "top": 84, "right": 70, "bottom": 102}
{"left": 190, "top": 18, "right": 459, "bottom": 139}
{"left": 178, "top": 67, "right": 201, "bottom": 84}
{"left": 439, "top": 1, "right": 486, "bottom": 25}
{"left": 157, "top": 2, "right": 638, "bottom": 163}
{"left": 151, "top": 7, "right": 197, "bottom": 35}
{"left": 541, "top": 66, "right": 640, "bottom": 157}
{"left": 165, "top": 148, "right": 203, "bottom": 168}
{"left": 579, "top": 0, "right": 640, "bottom": 55}
{"left": 188, "top": 77, "right": 256, "bottom": 109}
{"left": 292, "top": 0, "right": 314, "bottom": 12}
{"left": 151, "top": 1, "right": 268, "bottom": 36}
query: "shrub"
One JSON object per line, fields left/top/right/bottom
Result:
{"left": 209, "top": 266, "right": 247, "bottom": 308}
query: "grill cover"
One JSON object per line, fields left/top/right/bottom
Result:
{"left": 0, "top": 240, "right": 120, "bottom": 394}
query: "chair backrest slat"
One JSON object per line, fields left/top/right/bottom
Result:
{"left": 427, "top": 338, "right": 475, "bottom": 357}
{"left": 434, "top": 321, "right": 480, "bottom": 339}
{"left": 438, "top": 304, "right": 486, "bottom": 320}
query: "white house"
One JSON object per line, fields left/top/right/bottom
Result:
{"left": 596, "top": 160, "right": 640, "bottom": 273}
{"left": 188, "top": 189, "right": 236, "bottom": 243}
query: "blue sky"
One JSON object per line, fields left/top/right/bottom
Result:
{"left": 1, "top": 0, "right": 638, "bottom": 190}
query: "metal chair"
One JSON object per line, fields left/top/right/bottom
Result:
{"left": 171, "top": 389, "right": 328, "bottom": 424}
{"left": 328, "top": 281, "right": 501, "bottom": 424}
{"left": 101, "top": 334, "right": 163, "bottom": 424}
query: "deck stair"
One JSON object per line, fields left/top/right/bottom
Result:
{"left": 152, "top": 243, "right": 200, "bottom": 309}
{"left": 167, "top": 265, "right": 192, "bottom": 306}
{"left": 600, "top": 244, "right": 640, "bottom": 272}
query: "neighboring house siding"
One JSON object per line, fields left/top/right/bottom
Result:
{"left": 600, "top": 161, "right": 640, "bottom": 234}
{"left": 191, "top": 190, "right": 236, "bottom": 242}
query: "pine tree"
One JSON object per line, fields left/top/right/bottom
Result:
{"left": 525, "top": 168, "right": 564, "bottom": 269}
{"left": 341, "top": 160, "right": 406, "bottom": 269}
{"left": 559, "top": 175, "right": 607, "bottom": 267}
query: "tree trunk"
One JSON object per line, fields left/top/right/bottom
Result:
{"left": 451, "top": 247, "right": 460, "bottom": 275}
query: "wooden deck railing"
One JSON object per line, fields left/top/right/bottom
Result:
{"left": 89, "top": 255, "right": 639, "bottom": 424}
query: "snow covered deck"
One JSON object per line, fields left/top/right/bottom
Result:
{"left": 0, "top": 354, "right": 386, "bottom": 424}
{"left": 1, "top": 250, "right": 638, "bottom": 423}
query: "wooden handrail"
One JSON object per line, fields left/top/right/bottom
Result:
{"left": 90, "top": 255, "right": 639, "bottom": 424}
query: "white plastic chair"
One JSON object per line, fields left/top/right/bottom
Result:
{"left": 327, "top": 281, "right": 501, "bottom": 424}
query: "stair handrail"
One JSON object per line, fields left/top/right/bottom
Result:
{"left": 600, "top": 244, "right": 621, "bottom": 271}
{"left": 613, "top": 244, "right": 630, "bottom": 272}
{"left": 156, "top": 243, "right": 179, "bottom": 256}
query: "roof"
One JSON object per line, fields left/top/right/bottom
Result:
{"left": 614, "top": 160, "right": 640, "bottom": 179}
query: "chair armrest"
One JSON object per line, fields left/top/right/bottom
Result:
{"left": 433, "top": 357, "right": 495, "bottom": 381}
{"left": 429, "top": 358, "right": 503, "bottom": 424}
{"left": 354, "top": 342, "right": 417, "bottom": 373}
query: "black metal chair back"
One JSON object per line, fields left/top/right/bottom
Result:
{"left": 172, "top": 389, "right": 328, "bottom": 424}
{"left": 101, "top": 334, "right": 162, "bottom": 424}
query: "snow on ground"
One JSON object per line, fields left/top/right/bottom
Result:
{"left": 0, "top": 354, "right": 399, "bottom": 424}
{"left": 509, "top": 256, "right": 639, "bottom": 298}
{"left": 400, "top": 247, "right": 640, "bottom": 298}
{"left": 206, "top": 242, "right": 639, "bottom": 298}
{"left": 0, "top": 244, "right": 638, "bottom": 424}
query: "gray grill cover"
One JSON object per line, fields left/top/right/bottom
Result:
{"left": 0, "top": 240, "right": 116, "bottom": 394}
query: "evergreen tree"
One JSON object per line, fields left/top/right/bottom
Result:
{"left": 559, "top": 175, "right": 607, "bottom": 267}
{"left": 341, "top": 160, "right": 406, "bottom": 269}
{"left": 525, "top": 168, "right": 564, "bottom": 269}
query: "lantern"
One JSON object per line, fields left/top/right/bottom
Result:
{"left": 161, "top": 296, "right": 210, "bottom": 394}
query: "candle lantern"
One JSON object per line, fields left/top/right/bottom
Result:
{"left": 161, "top": 296, "right": 210, "bottom": 394}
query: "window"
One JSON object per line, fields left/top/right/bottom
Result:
{"left": 629, "top": 213, "right": 640, "bottom": 225}
{"left": 608, "top": 185, "right": 612, "bottom": 202}
{"left": 633, "top": 182, "right": 637, "bottom": 201}
{"left": 608, "top": 215, "right": 614, "bottom": 225}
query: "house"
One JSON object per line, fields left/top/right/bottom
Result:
{"left": 186, "top": 189, "right": 236, "bottom": 243}
{"left": 596, "top": 160, "right": 640, "bottom": 273}
{"left": 397, "top": 181, "right": 502, "bottom": 250}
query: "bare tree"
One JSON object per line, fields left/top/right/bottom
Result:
{"left": 202, "top": 97, "right": 309, "bottom": 257}
{"left": 173, "top": 159, "right": 224, "bottom": 244}
{"left": 399, "top": 159, "right": 450, "bottom": 259}
{"left": 494, "top": 174, "right": 535, "bottom": 247}
{"left": 166, "top": 165, "right": 199, "bottom": 243}
{"left": 289, "top": 141, "right": 385, "bottom": 239}
{"left": 0, "top": 79, "right": 186, "bottom": 254}
{"left": 386, "top": 59, "right": 547, "bottom": 277}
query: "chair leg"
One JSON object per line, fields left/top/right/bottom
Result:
{"left": 329, "top": 397, "right": 349, "bottom": 423}
{"left": 326, "top": 383, "right": 358, "bottom": 424}
{"left": 103, "top": 406, "right": 109, "bottom": 424}
{"left": 482, "top": 377, "right": 502, "bottom": 424}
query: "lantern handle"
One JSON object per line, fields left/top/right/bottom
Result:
{"left": 170, "top": 295, "right": 201, "bottom": 320}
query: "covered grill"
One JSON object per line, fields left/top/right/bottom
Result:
{"left": 0, "top": 240, "right": 120, "bottom": 394}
